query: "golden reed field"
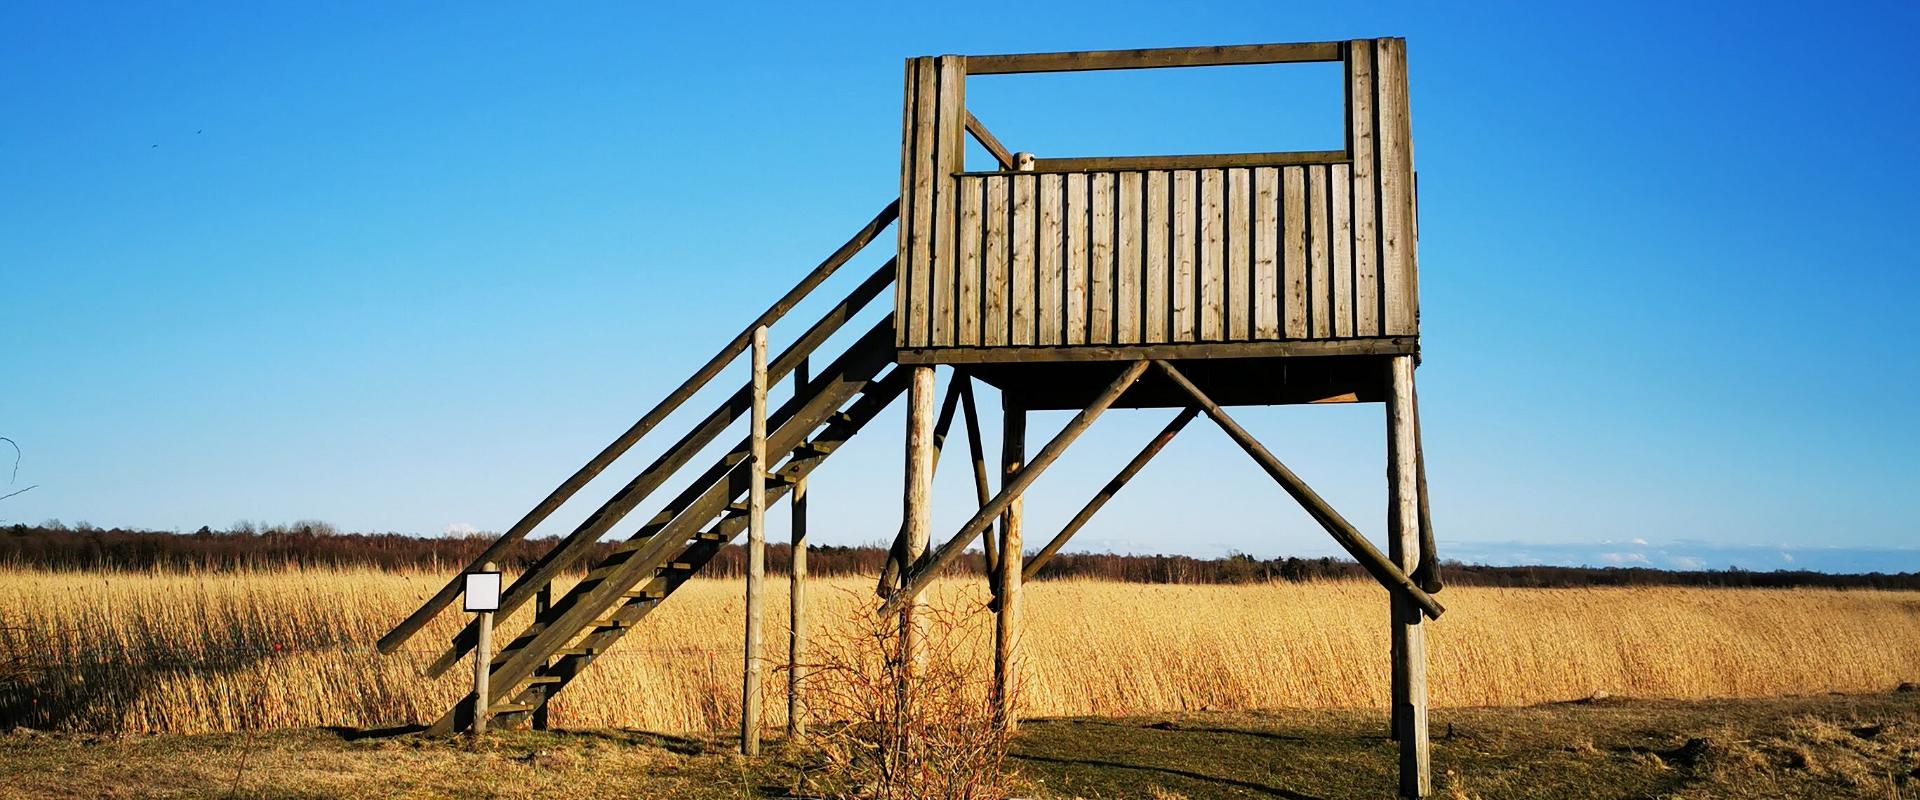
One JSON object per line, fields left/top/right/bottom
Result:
{"left": 2, "top": 568, "right": 1918, "bottom": 736}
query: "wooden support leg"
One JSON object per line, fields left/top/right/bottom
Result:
{"left": 788, "top": 358, "right": 809, "bottom": 741}
{"left": 957, "top": 377, "right": 995, "bottom": 572}
{"left": 900, "top": 366, "right": 938, "bottom": 670}
{"left": 876, "top": 377, "right": 963, "bottom": 596}
{"left": 1388, "top": 355, "right": 1431, "bottom": 798}
{"left": 993, "top": 397, "right": 1025, "bottom": 729}
{"left": 532, "top": 582, "right": 552, "bottom": 731}
{"left": 741, "top": 326, "right": 769, "bottom": 757}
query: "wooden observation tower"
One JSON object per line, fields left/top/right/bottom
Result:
{"left": 381, "top": 38, "right": 1444, "bottom": 799}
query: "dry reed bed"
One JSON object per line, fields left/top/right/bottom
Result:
{"left": 1, "top": 568, "right": 1916, "bottom": 736}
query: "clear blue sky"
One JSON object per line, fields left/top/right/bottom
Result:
{"left": 5, "top": 2, "right": 1917, "bottom": 572}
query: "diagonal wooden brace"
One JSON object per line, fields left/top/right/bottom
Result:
{"left": 880, "top": 360, "right": 1150, "bottom": 615}
{"left": 1023, "top": 406, "right": 1198, "bottom": 581}
{"left": 1154, "top": 360, "right": 1444, "bottom": 619}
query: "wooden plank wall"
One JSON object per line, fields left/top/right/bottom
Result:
{"left": 900, "top": 38, "right": 1417, "bottom": 352}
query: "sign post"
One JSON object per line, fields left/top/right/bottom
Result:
{"left": 464, "top": 562, "right": 502, "bottom": 736}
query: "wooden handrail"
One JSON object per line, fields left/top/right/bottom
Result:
{"left": 959, "top": 150, "right": 1349, "bottom": 177}
{"left": 418, "top": 260, "right": 896, "bottom": 678}
{"left": 965, "top": 41, "right": 1345, "bottom": 75}
{"left": 378, "top": 199, "right": 900, "bottom": 654}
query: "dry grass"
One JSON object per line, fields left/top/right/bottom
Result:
{"left": 2, "top": 568, "right": 1918, "bottom": 736}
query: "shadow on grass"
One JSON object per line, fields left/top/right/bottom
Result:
{"left": 1013, "top": 752, "right": 1329, "bottom": 800}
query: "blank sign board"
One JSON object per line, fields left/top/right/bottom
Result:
{"left": 464, "top": 571, "right": 502, "bottom": 612}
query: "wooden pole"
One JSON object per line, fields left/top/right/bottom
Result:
{"left": 957, "top": 377, "right": 995, "bottom": 570}
{"left": 1388, "top": 355, "right": 1431, "bottom": 798}
{"left": 1412, "top": 380, "right": 1442, "bottom": 593}
{"left": 532, "top": 581, "right": 551, "bottom": 731}
{"left": 901, "top": 366, "right": 939, "bottom": 669}
{"left": 876, "top": 378, "right": 964, "bottom": 596}
{"left": 882, "top": 360, "right": 1148, "bottom": 615}
{"left": 471, "top": 561, "right": 496, "bottom": 737}
{"left": 1024, "top": 407, "right": 1197, "bottom": 580}
{"left": 787, "top": 357, "right": 810, "bottom": 741}
{"left": 1152, "top": 360, "right": 1444, "bottom": 619}
{"left": 742, "top": 326, "right": 769, "bottom": 756}
{"left": 993, "top": 396, "right": 1025, "bottom": 729}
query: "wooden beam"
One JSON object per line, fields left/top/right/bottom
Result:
{"left": 994, "top": 397, "right": 1025, "bottom": 729}
{"left": 900, "top": 366, "right": 939, "bottom": 667}
{"left": 1013, "top": 150, "right": 1347, "bottom": 175}
{"left": 881, "top": 360, "right": 1149, "bottom": 615}
{"left": 966, "top": 111, "right": 1015, "bottom": 171}
{"left": 1153, "top": 360, "right": 1444, "bottom": 619}
{"left": 1024, "top": 407, "right": 1197, "bottom": 580}
{"left": 741, "top": 325, "right": 768, "bottom": 756}
{"left": 379, "top": 199, "right": 899, "bottom": 654}
{"left": 965, "top": 41, "right": 1344, "bottom": 75}
{"left": 1387, "top": 354, "right": 1431, "bottom": 797}
{"left": 1412, "top": 379, "right": 1441, "bottom": 593}
{"left": 898, "top": 337, "right": 1415, "bottom": 365}
{"left": 876, "top": 376, "right": 966, "bottom": 595}
{"left": 787, "top": 357, "right": 810, "bottom": 741}
{"left": 957, "top": 376, "right": 996, "bottom": 570}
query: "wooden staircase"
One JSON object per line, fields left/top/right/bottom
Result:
{"left": 373, "top": 201, "right": 905, "bottom": 735}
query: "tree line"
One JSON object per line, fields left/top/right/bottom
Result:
{"left": 4, "top": 522, "right": 1917, "bottom": 591}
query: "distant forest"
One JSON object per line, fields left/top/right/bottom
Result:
{"left": 4, "top": 521, "right": 1918, "bottom": 591}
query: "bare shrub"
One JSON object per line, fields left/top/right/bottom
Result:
{"left": 796, "top": 588, "right": 1016, "bottom": 800}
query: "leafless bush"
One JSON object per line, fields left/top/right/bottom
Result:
{"left": 796, "top": 589, "right": 1016, "bottom": 800}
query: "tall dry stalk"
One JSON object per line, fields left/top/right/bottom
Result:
{"left": 797, "top": 590, "right": 1015, "bottom": 800}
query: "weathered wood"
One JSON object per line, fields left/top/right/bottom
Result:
{"left": 1171, "top": 170, "right": 1197, "bottom": 342}
{"left": 1088, "top": 172, "right": 1116, "bottom": 343}
{"left": 982, "top": 175, "right": 1010, "bottom": 346}
{"left": 957, "top": 376, "right": 995, "bottom": 570}
{"left": 380, "top": 200, "right": 898, "bottom": 654}
{"left": 901, "top": 366, "right": 938, "bottom": 668}
{"left": 421, "top": 262, "right": 895, "bottom": 680}
{"left": 472, "top": 561, "right": 496, "bottom": 737}
{"left": 1282, "top": 167, "right": 1308, "bottom": 338}
{"left": 931, "top": 57, "right": 965, "bottom": 348}
{"left": 741, "top": 325, "right": 768, "bottom": 756}
{"left": 877, "top": 376, "right": 967, "bottom": 595}
{"left": 1332, "top": 163, "right": 1354, "bottom": 337}
{"left": 1226, "top": 168, "right": 1251, "bottom": 340}
{"left": 1019, "top": 150, "right": 1349, "bottom": 174}
{"left": 896, "top": 336, "right": 1418, "bottom": 364}
{"left": 1198, "top": 169, "right": 1226, "bottom": 341}
{"left": 966, "top": 41, "right": 1343, "bottom": 74}
{"left": 994, "top": 398, "right": 1025, "bottom": 729}
{"left": 531, "top": 582, "right": 551, "bottom": 730}
{"left": 1387, "top": 354, "right": 1431, "bottom": 797}
{"left": 965, "top": 110, "right": 1015, "bottom": 171}
{"left": 1036, "top": 174, "right": 1064, "bottom": 346}
{"left": 1412, "top": 378, "right": 1442, "bottom": 593}
{"left": 956, "top": 177, "right": 983, "bottom": 346}
{"left": 787, "top": 359, "right": 810, "bottom": 741}
{"left": 1153, "top": 360, "right": 1444, "bottom": 619}
{"left": 881, "top": 360, "right": 1150, "bottom": 614}
{"left": 1115, "top": 171, "right": 1143, "bottom": 344}
{"left": 1376, "top": 38, "right": 1416, "bottom": 336}
{"left": 1025, "top": 407, "right": 1196, "bottom": 579}
{"left": 904, "top": 57, "right": 937, "bottom": 347}
{"left": 1308, "top": 163, "right": 1331, "bottom": 338}
{"left": 1010, "top": 171, "right": 1037, "bottom": 345}
{"left": 1143, "top": 170, "right": 1170, "bottom": 343}
{"left": 1252, "top": 167, "right": 1280, "bottom": 338}
{"left": 1064, "top": 173, "right": 1090, "bottom": 345}
{"left": 1347, "top": 41, "right": 1380, "bottom": 337}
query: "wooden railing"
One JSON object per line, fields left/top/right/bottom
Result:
{"left": 379, "top": 199, "right": 901, "bottom": 654}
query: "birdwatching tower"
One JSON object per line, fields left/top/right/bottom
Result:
{"left": 382, "top": 38, "right": 1443, "bottom": 799}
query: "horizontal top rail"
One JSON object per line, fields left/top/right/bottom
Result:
{"left": 378, "top": 198, "right": 900, "bottom": 654}
{"left": 958, "top": 149, "right": 1350, "bottom": 177}
{"left": 964, "top": 41, "right": 1345, "bottom": 75}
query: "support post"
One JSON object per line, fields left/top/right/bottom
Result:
{"left": 900, "top": 366, "right": 938, "bottom": 669}
{"left": 471, "top": 561, "right": 496, "bottom": 737}
{"left": 993, "top": 396, "right": 1025, "bottom": 728}
{"left": 742, "top": 325, "right": 769, "bottom": 756}
{"left": 1387, "top": 355, "right": 1431, "bottom": 798}
{"left": 958, "top": 377, "right": 996, "bottom": 572}
{"left": 787, "top": 357, "right": 810, "bottom": 741}
{"left": 531, "top": 582, "right": 552, "bottom": 731}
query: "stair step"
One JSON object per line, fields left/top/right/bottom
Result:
{"left": 694, "top": 530, "right": 727, "bottom": 543}
{"left": 527, "top": 675, "right": 564, "bottom": 685}
{"left": 795, "top": 439, "right": 841, "bottom": 456}
{"left": 623, "top": 588, "right": 666, "bottom": 600}
{"left": 656, "top": 561, "right": 694, "bottom": 574}
{"left": 491, "top": 702, "right": 537, "bottom": 715}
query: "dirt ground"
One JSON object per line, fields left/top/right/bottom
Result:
{"left": 3, "top": 691, "right": 1917, "bottom": 799}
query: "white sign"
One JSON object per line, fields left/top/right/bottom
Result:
{"left": 464, "top": 571, "right": 502, "bottom": 612}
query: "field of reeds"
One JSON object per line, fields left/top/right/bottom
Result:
{"left": 2, "top": 567, "right": 1917, "bottom": 737}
